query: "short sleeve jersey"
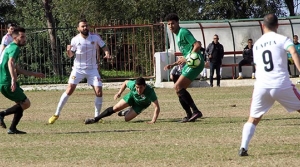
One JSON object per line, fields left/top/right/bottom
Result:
{"left": 253, "top": 32, "right": 294, "bottom": 88}
{"left": 0, "top": 34, "right": 13, "bottom": 55}
{"left": 0, "top": 42, "right": 20, "bottom": 85}
{"left": 126, "top": 80, "right": 157, "bottom": 106}
{"left": 176, "top": 28, "right": 200, "bottom": 58}
{"left": 1, "top": 34, "right": 13, "bottom": 47}
{"left": 70, "top": 32, "right": 106, "bottom": 69}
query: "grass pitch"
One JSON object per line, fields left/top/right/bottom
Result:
{"left": 0, "top": 86, "right": 300, "bottom": 167}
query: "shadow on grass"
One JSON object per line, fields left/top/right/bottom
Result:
{"left": 263, "top": 117, "right": 300, "bottom": 121}
{"left": 50, "top": 129, "right": 146, "bottom": 134}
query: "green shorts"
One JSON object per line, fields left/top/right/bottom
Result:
{"left": 0, "top": 84, "right": 27, "bottom": 102}
{"left": 181, "top": 59, "right": 204, "bottom": 81}
{"left": 122, "top": 92, "right": 151, "bottom": 114}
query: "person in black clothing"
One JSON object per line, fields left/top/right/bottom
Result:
{"left": 206, "top": 34, "right": 224, "bottom": 87}
{"left": 237, "top": 39, "right": 255, "bottom": 79}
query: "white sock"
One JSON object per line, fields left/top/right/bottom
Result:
{"left": 239, "top": 72, "right": 242, "bottom": 77}
{"left": 55, "top": 92, "right": 70, "bottom": 116}
{"left": 94, "top": 97, "right": 103, "bottom": 117}
{"left": 252, "top": 73, "right": 255, "bottom": 77}
{"left": 203, "top": 69, "right": 207, "bottom": 77}
{"left": 240, "top": 122, "right": 256, "bottom": 150}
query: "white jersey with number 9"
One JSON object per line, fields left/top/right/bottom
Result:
{"left": 253, "top": 32, "right": 294, "bottom": 89}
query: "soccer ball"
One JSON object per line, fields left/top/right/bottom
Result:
{"left": 186, "top": 52, "right": 201, "bottom": 68}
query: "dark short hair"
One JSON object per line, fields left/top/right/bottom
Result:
{"left": 263, "top": 13, "right": 278, "bottom": 30}
{"left": 135, "top": 77, "right": 146, "bottom": 86}
{"left": 165, "top": 13, "right": 179, "bottom": 22}
{"left": 248, "top": 38, "right": 253, "bottom": 41}
{"left": 78, "top": 18, "right": 88, "bottom": 25}
{"left": 12, "top": 27, "right": 25, "bottom": 36}
{"left": 7, "top": 23, "right": 16, "bottom": 28}
{"left": 294, "top": 35, "right": 298, "bottom": 38}
{"left": 214, "top": 34, "right": 219, "bottom": 39}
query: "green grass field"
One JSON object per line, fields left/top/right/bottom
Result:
{"left": 0, "top": 86, "right": 300, "bottom": 167}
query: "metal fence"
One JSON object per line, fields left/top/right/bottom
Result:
{"left": 0, "top": 23, "right": 165, "bottom": 84}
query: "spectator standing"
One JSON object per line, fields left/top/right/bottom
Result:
{"left": 206, "top": 34, "right": 224, "bottom": 87}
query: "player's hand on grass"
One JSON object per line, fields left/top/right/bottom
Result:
{"left": 114, "top": 93, "right": 121, "bottom": 100}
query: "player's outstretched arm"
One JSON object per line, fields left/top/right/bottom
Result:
{"left": 147, "top": 100, "right": 160, "bottom": 124}
{"left": 16, "top": 65, "right": 45, "bottom": 78}
{"left": 114, "top": 80, "right": 128, "bottom": 100}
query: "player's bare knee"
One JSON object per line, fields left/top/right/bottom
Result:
{"left": 173, "top": 84, "right": 182, "bottom": 92}
{"left": 66, "top": 84, "right": 76, "bottom": 95}
{"left": 247, "top": 117, "right": 261, "bottom": 125}
{"left": 20, "top": 99, "right": 31, "bottom": 110}
{"left": 95, "top": 91, "right": 103, "bottom": 97}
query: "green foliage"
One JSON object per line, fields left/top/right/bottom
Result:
{"left": 0, "top": 1, "right": 15, "bottom": 23}
{"left": 199, "top": 0, "right": 288, "bottom": 19}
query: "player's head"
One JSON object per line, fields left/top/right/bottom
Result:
{"left": 12, "top": 27, "right": 26, "bottom": 46}
{"left": 135, "top": 77, "right": 146, "bottom": 95}
{"left": 213, "top": 34, "right": 219, "bottom": 44}
{"left": 293, "top": 35, "right": 298, "bottom": 44}
{"left": 262, "top": 13, "right": 278, "bottom": 32}
{"left": 77, "top": 18, "right": 89, "bottom": 36}
{"left": 165, "top": 13, "right": 180, "bottom": 34}
{"left": 7, "top": 23, "right": 16, "bottom": 35}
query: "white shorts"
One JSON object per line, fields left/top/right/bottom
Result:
{"left": 250, "top": 84, "right": 300, "bottom": 118}
{"left": 68, "top": 68, "right": 102, "bottom": 86}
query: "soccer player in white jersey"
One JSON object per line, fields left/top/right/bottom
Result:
{"left": 48, "top": 18, "right": 111, "bottom": 124}
{"left": 238, "top": 14, "right": 300, "bottom": 156}
{"left": 0, "top": 23, "right": 16, "bottom": 55}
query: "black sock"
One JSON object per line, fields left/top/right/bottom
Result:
{"left": 179, "top": 96, "right": 192, "bottom": 118}
{"left": 1, "top": 104, "right": 22, "bottom": 116}
{"left": 177, "top": 89, "right": 200, "bottom": 113}
{"left": 94, "top": 107, "right": 114, "bottom": 122}
{"left": 9, "top": 104, "right": 24, "bottom": 130}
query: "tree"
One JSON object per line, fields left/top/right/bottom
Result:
{"left": 0, "top": 0, "right": 16, "bottom": 24}
{"left": 43, "top": 0, "right": 60, "bottom": 75}
{"left": 285, "top": 0, "right": 295, "bottom": 16}
{"left": 199, "top": 0, "right": 287, "bottom": 19}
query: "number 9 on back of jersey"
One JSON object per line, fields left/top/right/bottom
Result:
{"left": 186, "top": 52, "right": 201, "bottom": 68}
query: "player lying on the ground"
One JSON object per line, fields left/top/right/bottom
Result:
{"left": 84, "top": 77, "right": 160, "bottom": 124}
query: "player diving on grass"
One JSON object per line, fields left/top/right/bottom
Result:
{"left": 163, "top": 13, "right": 204, "bottom": 123}
{"left": 84, "top": 77, "right": 160, "bottom": 124}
